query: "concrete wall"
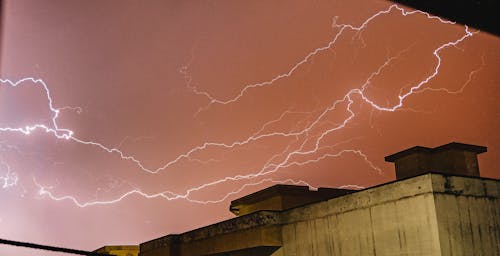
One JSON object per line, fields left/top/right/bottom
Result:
{"left": 276, "top": 174, "right": 499, "bottom": 256}
{"left": 431, "top": 175, "right": 499, "bottom": 256}
{"left": 276, "top": 174, "right": 443, "bottom": 256}
{"left": 140, "top": 211, "right": 282, "bottom": 256}
{"left": 140, "top": 235, "right": 177, "bottom": 256}
{"left": 139, "top": 174, "right": 499, "bottom": 256}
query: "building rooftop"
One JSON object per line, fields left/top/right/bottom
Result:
{"left": 140, "top": 172, "right": 499, "bottom": 256}
{"left": 229, "top": 184, "right": 354, "bottom": 216}
{"left": 107, "top": 142, "right": 499, "bottom": 256}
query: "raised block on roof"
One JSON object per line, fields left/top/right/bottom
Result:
{"left": 229, "top": 184, "right": 353, "bottom": 216}
{"left": 385, "top": 142, "right": 487, "bottom": 180}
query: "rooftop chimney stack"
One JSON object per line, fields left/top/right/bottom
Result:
{"left": 385, "top": 142, "right": 487, "bottom": 180}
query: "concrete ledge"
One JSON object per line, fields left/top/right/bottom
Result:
{"left": 430, "top": 174, "right": 500, "bottom": 198}
{"left": 179, "top": 225, "right": 282, "bottom": 255}
{"left": 139, "top": 173, "right": 499, "bottom": 256}
{"left": 140, "top": 235, "right": 178, "bottom": 256}
{"left": 140, "top": 211, "right": 282, "bottom": 256}
{"left": 180, "top": 211, "right": 281, "bottom": 243}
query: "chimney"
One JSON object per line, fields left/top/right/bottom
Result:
{"left": 385, "top": 142, "right": 487, "bottom": 180}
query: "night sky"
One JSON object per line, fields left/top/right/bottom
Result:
{"left": 1, "top": 0, "right": 499, "bottom": 255}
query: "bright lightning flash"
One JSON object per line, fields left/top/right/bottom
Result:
{"left": 0, "top": 4, "right": 478, "bottom": 207}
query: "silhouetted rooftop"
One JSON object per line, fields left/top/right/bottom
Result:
{"left": 385, "top": 142, "right": 487, "bottom": 162}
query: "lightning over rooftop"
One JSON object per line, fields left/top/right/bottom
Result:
{"left": 1, "top": 0, "right": 498, "bottom": 255}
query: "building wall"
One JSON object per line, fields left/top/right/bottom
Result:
{"left": 276, "top": 174, "right": 442, "bottom": 256}
{"left": 431, "top": 175, "right": 499, "bottom": 256}
{"left": 140, "top": 236, "right": 176, "bottom": 256}
{"left": 273, "top": 173, "right": 500, "bottom": 256}
{"left": 140, "top": 211, "right": 283, "bottom": 256}
{"left": 138, "top": 174, "right": 499, "bottom": 256}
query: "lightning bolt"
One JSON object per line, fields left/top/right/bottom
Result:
{"left": 189, "top": 5, "right": 455, "bottom": 109}
{"left": 413, "top": 54, "right": 485, "bottom": 95}
{"left": 1, "top": 4, "right": 478, "bottom": 207}
{"left": 0, "top": 161, "right": 18, "bottom": 189}
{"left": 35, "top": 175, "right": 367, "bottom": 206}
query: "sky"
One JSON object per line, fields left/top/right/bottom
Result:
{"left": 1, "top": 0, "right": 499, "bottom": 255}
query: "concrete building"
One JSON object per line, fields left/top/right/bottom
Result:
{"left": 136, "top": 142, "right": 499, "bottom": 256}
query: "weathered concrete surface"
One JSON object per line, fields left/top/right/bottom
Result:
{"left": 275, "top": 174, "right": 499, "bottom": 256}
{"left": 140, "top": 211, "right": 282, "bottom": 256}
{"left": 431, "top": 175, "right": 500, "bottom": 256}
{"left": 138, "top": 173, "right": 499, "bottom": 256}
{"left": 178, "top": 225, "right": 281, "bottom": 255}
{"left": 208, "top": 246, "right": 281, "bottom": 256}
{"left": 140, "top": 235, "right": 178, "bottom": 256}
{"left": 279, "top": 174, "right": 442, "bottom": 256}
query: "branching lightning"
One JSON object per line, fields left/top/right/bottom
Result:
{"left": 0, "top": 161, "right": 18, "bottom": 189}
{"left": 34, "top": 177, "right": 317, "bottom": 206}
{"left": 1, "top": 4, "right": 479, "bottom": 207}
{"left": 413, "top": 54, "right": 485, "bottom": 95}
{"left": 188, "top": 5, "right": 455, "bottom": 109}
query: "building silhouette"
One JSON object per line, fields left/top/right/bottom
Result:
{"left": 111, "top": 142, "right": 499, "bottom": 256}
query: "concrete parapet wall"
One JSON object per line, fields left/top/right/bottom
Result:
{"left": 431, "top": 175, "right": 500, "bottom": 256}
{"left": 276, "top": 174, "right": 499, "bottom": 256}
{"left": 140, "top": 211, "right": 282, "bottom": 256}
{"left": 279, "top": 174, "right": 442, "bottom": 255}
{"left": 140, "top": 235, "right": 178, "bottom": 256}
{"left": 139, "top": 174, "right": 499, "bottom": 256}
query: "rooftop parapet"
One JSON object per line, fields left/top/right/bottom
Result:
{"left": 229, "top": 184, "right": 353, "bottom": 216}
{"left": 385, "top": 142, "right": 487, "bottom": 180}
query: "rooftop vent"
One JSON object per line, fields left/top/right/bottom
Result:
{"left": 385, "top": 142, "right": 487, "bottom": 180}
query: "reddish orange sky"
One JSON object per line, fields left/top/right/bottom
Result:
{"left": 1, "top": 0, "right": 499, "bottom": 255}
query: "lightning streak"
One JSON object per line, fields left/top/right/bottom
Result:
{"left": 413, "top": 54, "right": 485, "bottom": 95}
{"left": 189, "top": 4, "right": 455, "bottom": 108}
{"left": 36, "top": 176, "right": 364, "bottom": 206}
{"left": 0, "top": 161, "right": 17, "bottom": 189}
{"left": 0, "top": 77, "right": 73, "bottom": 139}
{"left": 34, "top": 176, "right": 317, "bottom": 206}
{"left": 1, "top": 4, "right": 477, "bottom": 207}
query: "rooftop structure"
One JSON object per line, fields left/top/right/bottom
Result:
{"left": 385, "top": 142, "right": 487, "bottom": 179}
{"left": 135, "top": 142, "right": 499, "bottom": 256}
{"left": 95, "top": 142, "right": 498, "bottom": 255}
{"left": 229, "top": 184, "right": 353, "bottom": 216}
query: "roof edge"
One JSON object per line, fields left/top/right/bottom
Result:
{"left": 385, "top": 142, "right": 487, "bottom": 162}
